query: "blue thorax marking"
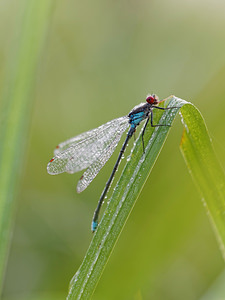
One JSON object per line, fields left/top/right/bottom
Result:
{"left": 129, "top": 111, "right": 146, "bottom": 127}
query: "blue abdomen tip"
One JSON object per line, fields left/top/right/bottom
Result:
{"left": 92, "top": 221, "right": 98, "bottom": 232}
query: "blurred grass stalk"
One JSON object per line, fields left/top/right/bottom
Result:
{"left": 0, "top": 0, "right": 53, "bottom": 293}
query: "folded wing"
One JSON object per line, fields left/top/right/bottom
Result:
{"left": 47, "top": 117, "right": 129, "bottom": 190}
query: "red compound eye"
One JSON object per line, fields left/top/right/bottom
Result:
{"left": 146, "top": 94, "right": 159, "bottom": 105}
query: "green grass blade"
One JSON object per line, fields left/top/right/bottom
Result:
{"left": 67, "top": 96, "right": 187, "bottom": 299}
{"left": 0, "top": 0, "right": 53, "bottom": 293}
{"left": 179, "top": 104, "right": 225, "bottom": 258}
{"left": 67, "top": 96, "right": 225, "bottom": 299}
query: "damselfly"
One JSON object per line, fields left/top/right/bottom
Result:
{"left": 47, "top": 94, "right": 176, "bottom": 232}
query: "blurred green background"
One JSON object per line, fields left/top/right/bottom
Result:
{"left": 1, "top": 0, "right": 225, "bottom": 299}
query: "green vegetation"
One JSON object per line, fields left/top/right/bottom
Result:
{"left": 67, "top": 97, "right": 225, "bottom": 299}
{"left": 1, "top": 1, "right": 225, "bottom": 299}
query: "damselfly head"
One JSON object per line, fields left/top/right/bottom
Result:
{"left": 146, "top": 94, "right": 159, "bottom": 105}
